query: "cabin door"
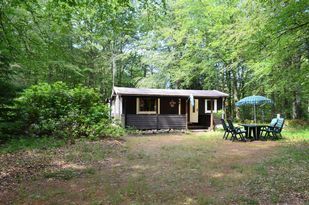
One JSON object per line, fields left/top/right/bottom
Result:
{"left": 189, "top": 99, "right": 199, "bottom": 123}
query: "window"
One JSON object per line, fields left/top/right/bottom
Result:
{"left": 205, "top": 99, "right": 217, "bottom": 113}
{"left": 137, "top": 97, "right": 156, "bottom": 114}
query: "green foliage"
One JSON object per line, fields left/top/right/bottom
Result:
{"left": 14, "top": 82, "right": 125, "bottom": 140}
{"left": 0, "top": 0, "right": 308, "bottom": 143}
{"left": 285, "top": 119, "right": 309, "bottom": 129}
{"left": 133, "top": 0, "right": 308, "bottom": 120}
{"left": 87, "top": 120, "right": 125, "bottom": 139}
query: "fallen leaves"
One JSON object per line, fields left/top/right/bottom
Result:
{"left": 0, "top": 138, "right": 125, "bottom": 204}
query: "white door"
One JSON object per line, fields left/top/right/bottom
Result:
{"left": 189, "top": 99, "right": 199, "bottom": 123}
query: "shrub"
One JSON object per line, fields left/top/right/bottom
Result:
{"left": 285, "top": 119, "right": 309, "bottom": 128}
{"left": 14, "top": 82, "right": 125, "bottom": 140}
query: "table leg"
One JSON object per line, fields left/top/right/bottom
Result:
{"left": 249, "top": 127, "right": 253, "bottom": 139}
{"left": 257, "top": 127, "right": 261, "bottom": 140}
{"left": 252, "top": 127, "right": 256, "bottom": 140}
{"left": 245, "top": 127, "right": 249, "bottom": 138}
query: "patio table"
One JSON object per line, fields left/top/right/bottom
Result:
{"left": 241, "top": 124, "right": 266, "bottom": 140}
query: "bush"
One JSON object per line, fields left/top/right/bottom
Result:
{"left": 14, "top": 82, "right": 125, "bottom": 141}
{"left": 285, "top": 119, "right": 309, "bottom": 129}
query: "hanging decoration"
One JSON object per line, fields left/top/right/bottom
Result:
{"left": 169, "top": 100, "right": 176, "bottom": 107}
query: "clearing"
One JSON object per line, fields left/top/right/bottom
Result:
{"left": 0, "top": 130, "right": 308, "bottom": 204}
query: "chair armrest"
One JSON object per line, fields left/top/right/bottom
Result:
{"left": 261, "top": 126, "right": 274, "bottom": 131}
{"left": 235, "top": 127, "right": 245, "bottom": 132}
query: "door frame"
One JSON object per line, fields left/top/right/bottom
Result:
{"left": 189, "top": 99, "right": 199, "bottom": 123}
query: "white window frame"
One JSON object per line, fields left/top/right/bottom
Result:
{"left": 205, "top": 99, "right": 217, "bottom": 113}
{"left": 136, "top": 97, "right": 157, "bottom": 114}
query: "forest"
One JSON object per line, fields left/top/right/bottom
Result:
{"left": 0, "top": 0, "right": 308, "bottom": 139}
{"left": 0, "top": 1, "right": 309, "bottom": 204}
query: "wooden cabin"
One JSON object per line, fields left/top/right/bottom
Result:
{"left": 110, "top": 87, "right": 228, "bottom": 130}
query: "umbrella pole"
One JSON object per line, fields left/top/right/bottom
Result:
{"left": 254, "top": 104, "right": 256, "bottom": 123}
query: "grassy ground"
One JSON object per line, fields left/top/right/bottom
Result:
{"left": 0, "top": 128, "right": 308, "bottom": 205}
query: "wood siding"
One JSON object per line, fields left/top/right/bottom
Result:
{"left": 126, "top": 114, "right": 186, "bottom": 130}
{"left": 158, "top": 115, "right": 187, "bottom": 129}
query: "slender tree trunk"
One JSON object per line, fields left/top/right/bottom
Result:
{"left": 111, "top": 42, "right": 116, "bottom": 87}
{"left": 292, "top": 90, "right": 302, "bottom": 119}
{"left": 227, "top": 69, "right": 232, "bottom": 119}
{"left": 232, "top": 69, "right": 240, "bottom": 120}
{"left": 283, "top": 96, "right": 290, "bottom": 118}
{"left": 292, "top": 54, "right": 302, "bottom": 119}
{"left": 119, "top": 65, "right": 123, "bottom": 85}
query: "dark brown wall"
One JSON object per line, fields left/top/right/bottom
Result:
{"left": 160, "top": 97, "right": 179, "bottom": 115}
{"left": 123, "top": 96, "right": 136, "bottom": 114}
{"left": 217, "top": 97, "right": 223, "bottom": 110}
{"left": 198, "top": 97, "right": 205, "bottom": 114}
{"left": 198, "top": 97, "right": 223, "bottom": 114}
{"left": 181, "top": 98, "right": 186, "bottom": 114}
{"left": 123, "top": 96, "right": 188, "bottom": 115}
{"left": 199, "top": 115, "right": 211, "bottom": 127}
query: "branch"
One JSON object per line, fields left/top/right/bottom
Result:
{"left": 276, "top": 21, "right": 309, "bottom": 39}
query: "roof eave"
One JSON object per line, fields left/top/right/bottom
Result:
{"left": 116, "top": 93, "right": 228, "bottom": 98}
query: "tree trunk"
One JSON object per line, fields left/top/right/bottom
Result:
{"left": 227, "top": 69, "right": 232, "bottom": 119}
{"left": 232, "top": 69, "right": 240, "bottom": 120}
{"left": 292, "top": 54, "right": 302, "bottom": 119}
{"left": 292, "top": 90, "right": 302, "bottom": 119}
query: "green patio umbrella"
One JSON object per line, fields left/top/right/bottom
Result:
{"left": 235, "top": 95, "right": 273, "bottom": 123}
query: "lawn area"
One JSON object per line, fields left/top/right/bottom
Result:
{"left": 0, "top": 129, "right": 308, "bottom": 204}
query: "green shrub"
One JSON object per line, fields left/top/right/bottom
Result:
{"left": 214, "top": 110, "right": 223, "bottom": 119}
{"left": 14, "top": 82, "right": 125, "bottom": 141}
{"left": 285, "top": 119, "right": 309, "bottom": 129}
{"left": 90, "top": 119, "right": 126, "bottom": 139}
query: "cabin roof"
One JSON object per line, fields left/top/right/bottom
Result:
{"left": 112, "top": 87, "right": 228, "bottom": 98}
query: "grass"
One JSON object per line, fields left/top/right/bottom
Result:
{"left": 0, "top": 136, "right": 65, "bottom": 153}
{"left": 64, "top": 142, "right": 110, "bottom": 163}
{"left": 1, "top": 126, "right": 308, "bottom": 204}
{"left": 282, "top": 128, "right": 309, "bottom": 142}
{"left": 43, "top": 168, "right": 96, "bottom": 180}
{"left": 247, "top": 138, "right": 309, "bottom": 203}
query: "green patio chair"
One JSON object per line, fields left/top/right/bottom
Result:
{"left": 264, "top": 118, "right": 285, "bottom": 139}
{"left": 227, "top": 119, "right": 246, "bottom": 141}
{"left": 260, "top": 118, "right": 278, "bottom": 138}
{"left": 221, "top": 119, "right": 233, "bottom": 140}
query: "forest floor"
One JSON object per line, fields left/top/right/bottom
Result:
{"left": 0, "top": 129, "right": 308, "bottom": 205}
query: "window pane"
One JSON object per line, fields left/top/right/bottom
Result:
{"left": 207, "top": 100, "right": 211, "bottom": 110}
{"left": 206, "top": 100, "right": 216, "bottom": 112}
{"left": 139, "top": 97, "right": 156, "bottom": 112}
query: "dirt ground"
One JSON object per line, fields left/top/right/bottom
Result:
{"left": 0, "top": 131, "right": 308, "bottom": 205}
